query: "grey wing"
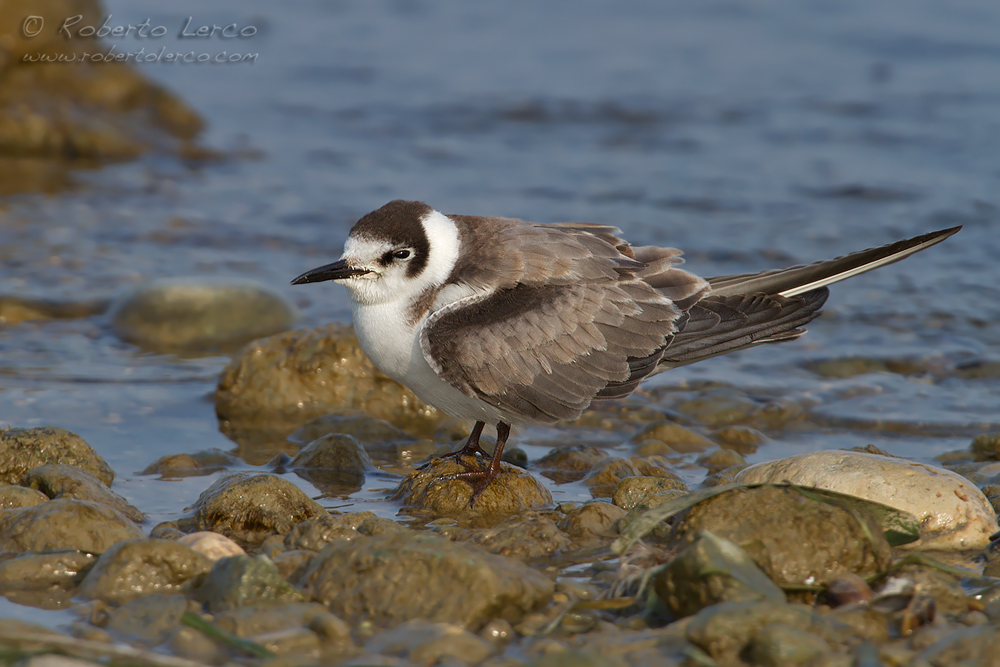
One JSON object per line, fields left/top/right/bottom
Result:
{"left": 419, "top": 280, "right": 684, "bottom": 423}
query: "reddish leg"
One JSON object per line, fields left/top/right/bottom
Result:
{"left": 419, "top": 421, "right": 489, "bottom": 470}
{"left": 439, "top": 422, "right": 511, "bottom": 504}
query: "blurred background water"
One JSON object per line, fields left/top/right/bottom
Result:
{"left": 1, "top": 0, "right": 998, "bottom": 523}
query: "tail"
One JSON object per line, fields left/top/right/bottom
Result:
{"left": 657, "top": 226, "right": 961, "bottom": 369}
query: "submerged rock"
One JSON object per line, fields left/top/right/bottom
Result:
{"left": 612, "top": 475, "right": 689, "bottom": 510}
{"left": 669, "top": 485, "right": 891, "bottom": 589}
{"left": 581, "top": 456, "right": 681, "bottom": 498}
{"left": 78, "top": 538, "right": 212, "bottom": 604}
{"left": 110, "top": 279, "right": 297, "bottom": 352}
{"left": 655, "top": 531, "right": 786, "bottom": 618}
{"left": 736, "top": 450, "right": 999, "bottom": 550}
{"left": 20, "top": 464, "right": 143, "bottom": 522}
{"left": 298, "top": 531, "right": 554, "bottom": 630}
{"left": 188, "top": 472, "right": 326, "bottom": 549}
{"left": 0, "top": 498, "right": 142, "bottom": 553}
{"left": 286, "top": 434, "right": 376, "bottom": 497}
{"left": 0, "top": 427, "right": 114, "bottom": 485}
{"left": 395, "top": 458, "right": 552, "bottom": 516}
{"left": 215, "top": 323, "right": 444, "bottom": 441}
{"left": 631, "top": 420, "right": 714, "bottom": 452}
{"left": 536, "top": 445, "right": 610, "bottom": 483}
{"left": 141, "top": 449, "right": 241, "bottom": 479}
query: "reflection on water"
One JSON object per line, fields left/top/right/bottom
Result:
{"left": 0, "top": 0, "right": 998, "bottom": 530}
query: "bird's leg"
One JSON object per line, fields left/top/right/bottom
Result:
{"left": 439, "top": 422, "right": 511, "bottom": 504}
{"left": 419, "top": 421, "right": 489, "bottom": 470}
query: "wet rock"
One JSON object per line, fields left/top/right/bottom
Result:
{"left": 252, "top": 627, "right": 322, "bottom": 659}
{"left": 195, "top": 554, "right": 303, "bottom": 613}
{"left": 536, "top": 445, "right": 610, "bottom": 483}
{"left": 215, "top": 323, "right": 444, "bottom": 441}
{"left": 0, "top": 550, "right": 96, "bottom": 592}
{"left": 213, "top": 601, "right": 350, "bottom": 646}
{"left": 0, "top": 0, "right": 205, "bottom": 196}
{"left": 272, "top": 550, "right": 315, "bottom": 582}
{"left": 176, "top": 531, "right": 245, "bottom": 561}
{"left": 298, "top": 531, "right": 555, "bottom": 630}
{"left": 189, "top": 472, "right": 326, "bottom": 549}
{"left": 655, "top": 531, "right": 786, "bottom": 618}
{"left": 78, "top": 538, "right": 212, "bottom": 604}
{"left": 669, "top": 485, "right": 891, "bottom": 588}
{"left": 612, "top": 476, "right": 689, "bottom": 510}
{"left": 824, "top": 573, "right": 873, "bottom": 607}
{"left": 558, "top": 501, "right": 625, "bottom": 543}
{"left": 670, "top": 388, "right": 760, "bottom": 426}
{"left": 141, "top": 449, "right": 240, "bottom": 479}
{"left": 149, "top": 522, "right": 184, "bottom": 540}
{"left": 286, "top": 434, "right": 376, "bottom": 497}
{"left": 712, "top": 425, "right": 766, "bottom": 453}
{"left": 0, "top": 499, "right": 142, "bottom": 553}
{"left": 395, "top": 458, "right": 552, "bottom": 516}
{"left": 971, "top": 432, "right": 1000, "bottom": 461}
{"left": 736, "top": 450, "right": 999, "bottom": 550}
{"left": 748, "top": 622, "right": 832, "bottom": 667}
{"left": 695, "top": 448, "right": 746, "bottom": 473}
{"left": 20, "top": 464, "right": 142, "bottom": 522}
{"left": 0, "top": 485, "right": 49, "bottom": 509}
{"left": 893, "top": 563, "right": 969, "bottom": 617}
{"left": 105, "top": 593, "right": 188, "bottom": 647}
{"left": 685, "top": 600, "right": 833, "bottom": 666}
{"left": 0, "top": 427, "right": 113, "bottom": 485}
{"left": 166, "top": 625, "right": 229, "bottom": 665}
{"left": 291, "top": 410, "right": 421, "bottom": 446}
{"left": 554, "top": 629, "right": 703, "bottom": 666}
{"left": 460, "top": 514, "right": 573, "bottom": 559}
{"left": 915, "top": 625, "right": 1000, "bottom": 666}
{"left": 582, "top": 456, "right": 680, "bottom": 498}
{"left": 0, "top": 295, "right": 107, "bottom": 326}
{"left": 284, "top": 511, "right": 405, "bottom": 551}
{"left": 366, "top": 619, "right": 494, "bottom": 665}
{"left": 109, "top": 279, "right": 295, "bottom": 352}
{"left": 631, "top": 420, "right": 714, "bottom": 452}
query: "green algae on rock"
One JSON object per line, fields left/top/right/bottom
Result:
{"left": 0, "top": 427, "right": 114, "bottom": 486}
{"left": 298, "top": 531, "right": 555, "bottom": 630}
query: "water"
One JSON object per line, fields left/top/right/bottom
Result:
{"left": 1, "top": 0, "right": 999, "bottom": 536}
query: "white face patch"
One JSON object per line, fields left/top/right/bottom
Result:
{"left": 418, "top": 210, "right": 461, "bottom": 288}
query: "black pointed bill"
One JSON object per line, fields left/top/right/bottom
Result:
{"left": 290, "top": 259, "right": 370, "bottom": 285}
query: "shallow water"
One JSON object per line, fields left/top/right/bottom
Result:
{"left": 1, "top": 0, "right": 999, "bottom": 552}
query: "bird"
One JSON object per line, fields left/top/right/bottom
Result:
{"left": 291, "top": 200, "right": 960, "bottom": 500}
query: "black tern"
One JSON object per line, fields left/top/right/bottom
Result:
{"left": 292, "top": 200, "right": 960, "bottom": 500}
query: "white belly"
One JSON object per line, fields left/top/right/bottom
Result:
{"left": 351, "top": 300, "right": 506, "bottom": 425}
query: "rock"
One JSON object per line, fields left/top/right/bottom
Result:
{"left": 914, "top": 625, "right": 1000, "bottom": 666}
{"left": 459, "top": 514, "right": 573, "bottom": 560}
{"left": 0, "top": 550, "right": 96, "bottom": 592}
{"left": 971, "top": 433, "right": 1000, "bottom": 461}
{"left": 195, "top": 554, "right": 303, "bottom": 613}
{"left": 78, "top": 538, "right": 213, "bottom": 604}
{"left": 736, "top": 450, "right": 999, "bottom": 550}
{"left": 20, "top": 464, "right": 143, "bottom": 522}
{"left": 105, "top": 594, "right": 188, "bottom": 647}
{"left": 213, "top": 602, "right": 349, "bottom": 643}
{"left": 284, "top": 512, "right": 405, "bottom": 551}
{"left": 748, "top": 622, "right": 832, "bottom": 667}
{"left": 655, "top": 531, "right": 786, "bottom": 618}
{"left": 141, "top": 450, "right": 240, "bottom": 478}
{"left": 558, "top": 502, "right": 625, "bottom": 543}
{"left": 176, "top": 532, "right": 245, "bottom": 562}
{"left": 395, "top": 458, "right": 552, "bottom": 516}
{"left": 250, "top": 627, "right": 322, "bottom": 659}
{"left": 188, "top": 472, "right": 326, "bottom": 549}
{"left": 684, "top": 601, "right": 833, "bottom": 666}
{"left": 695, "top": 448, "right": 746, "bottom": 473}
{"left": 536, "top": 445, "right": 610, "bottom": 483}
{"left": 631, "top": 421, "right": 714, "bottom": 452}
{"left": 0, "top": 427, "right": 113, "bottom": 485}
{"left": 712, "top": 426, "right": 766, "bottom": 452}
{"left": 581, "top": 456, "right": 680, "bottom": 498}
{"left": 0, "top": 499, "right": 142, "bottom": 553}
{"left": 612, "top": 476, "right": 689, "bottom": 510}
{"left": 0, "top": 485, "right": 49, "bottom": 509}
{"left": 670, "top": 388, "right": 760, "bottom": 427}
{"left": 298, "top": 531, "right": 555, "bottom": 630}
{"left": 669, "top": 485, "right": 891, "bottom": 589}
{"left": 214, "top": 323, "right": 444, "bottom": 442}
{"left": 292, "top": 412, "right": 438, "bottom": 470}
{"left": 365, "top": 619, "right": 494, "bottom": 665}
{"left": 0, "top": 295, "right": 106, "bottom": 326}
{"left": 286, "top": 434, "right": 375, "bottom": 497}
{"left": 109, "top": 279, "right": 296, "bottom": 352}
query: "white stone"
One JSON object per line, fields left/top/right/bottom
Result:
{"left": 176, "top": 531, "right": 245, "bottom": 561}
{"left": 735, "top": 450, "right": 998, "bottom": 551}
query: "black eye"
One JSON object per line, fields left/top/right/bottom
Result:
{"left": 392, "top": 249, "right": 412, "bottom": 260}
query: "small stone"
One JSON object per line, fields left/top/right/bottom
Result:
{"left": 284, "top": 511, "right": 405, "bottom": 551}
{"left": 632, "top": 421, "right": 714, "bottom": 452}
{"left": 582, "top": 456, "right": 680, "bottom": 498}
{"left": 78, "top": 538, "right": 212, "bottom": 604}
{"left": 748, "top": 622, "right": 831, "bottom": 667}
{"left": 536, "top": 445, "right": 610, "bottom": 483}
{"left": 612, "top": 476, "right": 688, "bottom": 510}
{"left": 695, "top": 449, "right": 746, "bottom": 473}
{"left": 109, "top": 279, "right": 296, "bottom": 352}
{"left": 559, "top": 502, "right": 625, "bottom": 543}
{"left": 195, "top": 554, "right": 302, "bottom": 613}
{"left": 0, "top": 499, "right": 143, "bottom": 554}
{"left": 0, "top": 427, "right": 114, "bottom": 485}
{"left": 0, "top": 550, "right": 96, "bottom": 591}
{"left": 365, "top": 619, "right": 494, "bottom": 665}
{"left": 461, "top": 513, "right": 573, "bottom": 560}
{"left": 141, "top": 450, "right": 240, "bottom": 478}
{"left": 712, "top": 426, "right": 766, "bottom": 452}
{"left": 0, "top": 485, "right": 49, "bottom": 509}
{"left": 287, "top": 434, "right": 375, "bottom": 496}
{"left": 176, "top": 531, "right": 245, "bottom": 561}
{"left": 105, "top": 594, "right": 188, "bottom": 647}
{"left": 189, "top": 472, "right": 326, "bottom": 549}
{"left": 20, "top": 464, "right": 143, "bottom": 522}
